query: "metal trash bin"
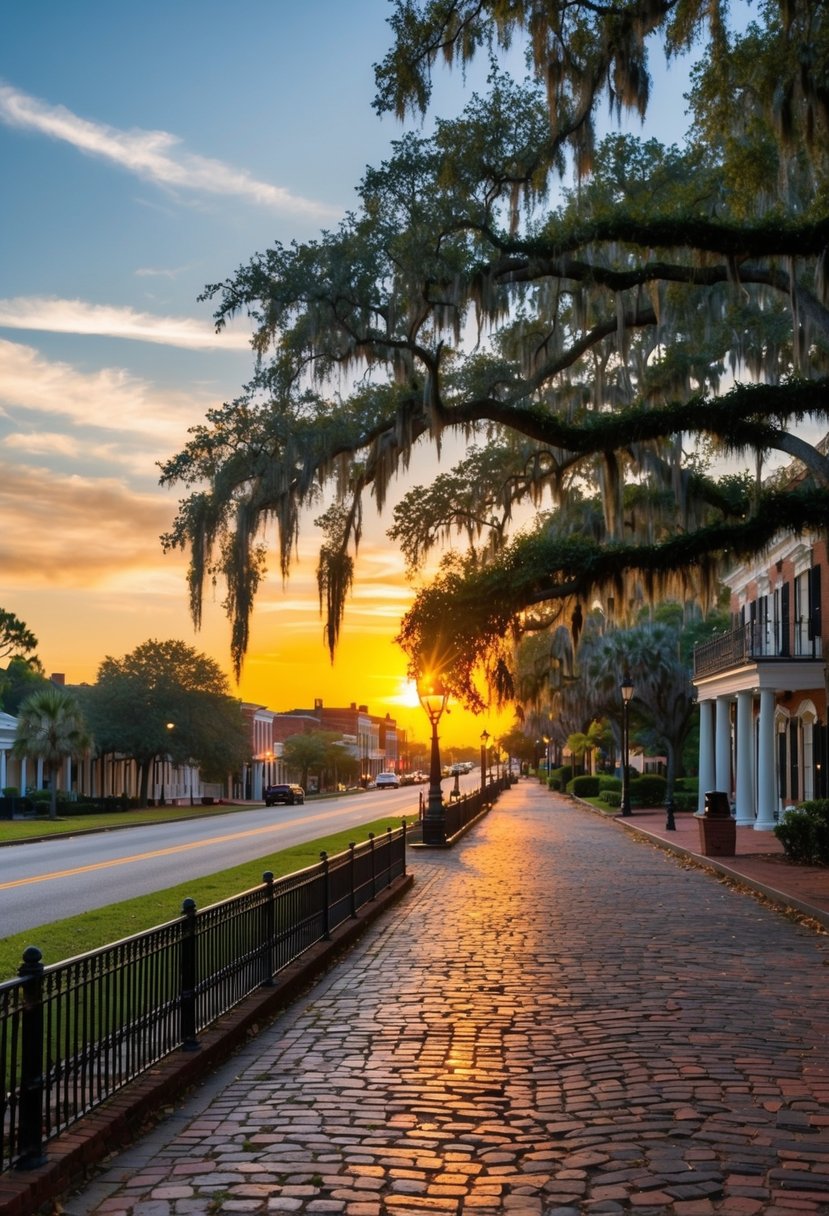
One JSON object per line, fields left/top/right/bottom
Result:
{"left": 696, "top": 790, "right": 736, "bottom": 855}
{"left": 703, "top": 790, "right": 732, "bottom": 818}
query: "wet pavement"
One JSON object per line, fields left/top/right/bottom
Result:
{"left": 64, "top": 782, "right": 829, "bottom": 1216}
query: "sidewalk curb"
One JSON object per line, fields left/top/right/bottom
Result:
{"left": 568, "top": 794, "right": 829, "bottom": 932}
{"left": 616, "top": 816, "right": 829, "bottom": 931}
{"left": 0, "top": 873, "right": 414, "bottom": 1216}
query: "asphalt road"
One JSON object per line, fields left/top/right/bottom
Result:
{"left": 0, "top": 775, "right": 480, "bottom": 939}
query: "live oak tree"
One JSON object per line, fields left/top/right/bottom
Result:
{"left": 161, "top": 0, "right": 829, "bottom": 712}
{"left": 0, "top": 609, "right": 38, "bottom": 664}
{"left": 79, "top": 639, "right": 249, "bottom": 806}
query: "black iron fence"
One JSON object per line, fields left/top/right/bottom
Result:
{"left": 1, "top": 825, "right": 406, "bottom": 1173}
{"left": 443, "top": 774, "right": 510, "bottom": 840}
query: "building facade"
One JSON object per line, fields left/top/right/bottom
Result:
{"left": 693, "top": 531, "right": 827, "bottom": 829}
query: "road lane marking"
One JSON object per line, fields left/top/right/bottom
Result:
{"left": 0, "top": 807, "right": 383, "bottom": 890}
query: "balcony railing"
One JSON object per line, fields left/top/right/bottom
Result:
{"left": 694, "top": 619, "right": 822, "bottom": 679}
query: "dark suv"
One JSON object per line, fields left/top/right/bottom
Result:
{"left": 264, "top": 783, "right": 305, "bottom": 806}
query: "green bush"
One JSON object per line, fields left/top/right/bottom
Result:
{"left": 551, "top": 766, "right": 573, "bottom": 788}
{"left": 674, "top": 777, "right": 699, "bottom": 793}
{"left": 597, "top": 774, "right": 622, "bottom": 792}
{"left": 548, "top": 776, "right": 561, "bottom": 791}
{"left": 567, "top": 774, "right": 600, "bottom": 797}
{"left": 599, "top": 790, "right": 622, "bottom": 807}
{"left": 670, "top": 792, "right": 698, "bottom": 813}
{"left": 775, "top": 801, "right": 829, "bottom": 864}
{"left": 1, "top": 786, "right": 18, "bottom": 797}
{"left": 629, "top": 773, "right": 667, "bottom": 807}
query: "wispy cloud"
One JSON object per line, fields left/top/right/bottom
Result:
{"left": 134, "top": 265, "right": 191, "bottom": 280}
{"left": 0, "top": 337, "right": 212, "bottom": 443}
{"left": 0, "top": 459, "right": 177, "bottom": 586}
{"left": 0, "top": 81, "right": 341, "bottom": 220}
{"left": 0, "top": 297, "right": 251, "bottom": 350}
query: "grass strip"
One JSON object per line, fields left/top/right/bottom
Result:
{"left": 0, "top": 814, "right": 410, "bottom": 980}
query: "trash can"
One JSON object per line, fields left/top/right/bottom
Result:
{"left": 695, "top": 790, "right": 736, "bottom": 856}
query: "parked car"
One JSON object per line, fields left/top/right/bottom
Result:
{"left": 374, "top": 772, "right": 400, "bottom": 789}
{"left": 264, "top": 783, "right": 305, "bottom": 806}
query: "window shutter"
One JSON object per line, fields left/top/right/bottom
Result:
{"left": 781, "top": 582, "right": 791, "bottom": 656}
{"left": 809, "top": 564, "right": 822, "bottom": 642}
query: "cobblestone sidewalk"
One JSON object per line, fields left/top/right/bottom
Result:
{"left": 65, "top": 782, "right": 829, "bottom": 1216}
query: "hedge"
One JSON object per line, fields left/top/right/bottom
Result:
{"left": 567, "top": 774, "right": 600, "bottom": 797}
{"left": 629, "top": 773, "right": 667, "bottom": 807}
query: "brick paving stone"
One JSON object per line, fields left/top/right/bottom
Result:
{"left": 63, "top": 786, "right": 829, "bottom": 1216}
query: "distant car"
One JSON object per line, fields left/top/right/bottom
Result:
{"left": 264, "top": 783, "right": 305, "bottom": 806}
{"left": 374, "top": 772, "right": 400, "bottom": 789}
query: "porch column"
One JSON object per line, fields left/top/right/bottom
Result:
{"left": 0, "top": 748, "right": 6, "bottom": 789}
{"left": 698, "top": 699, "right": 715, "bottom": 814}
{"left": 734, "top": 691, "right": 755, "bottom": 825}
{"left": 715, "top": 696, "right": 732, "bottom": 801}
{"left": 755, "top": 688, "right": 777, "bottom": 831}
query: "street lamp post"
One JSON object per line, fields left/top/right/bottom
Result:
{"left": 620, "top": 674, "right": 634, "bottom": 817}
{"left": 480, "top": 729, "right": 489, "bottom": 797}
{"left": 418, "top": 677, "right": 449, "bottom": 846}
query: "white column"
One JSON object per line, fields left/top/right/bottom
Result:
{"left": 698, "top": 699, "right": 716, "bottom": 813}
{"left": 0, "top": 748, "right": 6, "bottom": 789}
{"left": 755, "top": 688, "right": 777, "bottom": 830}
{"left": 20, "top": 758, "right": 28, "bottom": 795}
{"left": 734, "top": 691, "right": 755, "bottom": 825}
{"left": 715, "top": 696, "right": 732, "bottom": 799}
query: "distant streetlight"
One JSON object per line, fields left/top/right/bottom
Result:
{"left": 620, "top": 673, "right": 634, "bottom": 817}
{"left": 480, "top": 729, "right": 490, "bottom": 796}
{"left": 418, "top": 677, "right": 449, "bottom": 846}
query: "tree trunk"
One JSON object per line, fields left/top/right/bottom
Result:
{"left": 49, "top": 765, "right": 58, "bottom": 820}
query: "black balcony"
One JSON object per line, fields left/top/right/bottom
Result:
{"left": 694, "top": 619, "right": 821, "bottom": 679}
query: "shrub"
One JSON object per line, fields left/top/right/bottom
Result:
{"left": 674, "top": 777, "right": 699, "bottom": 793}
{"left": 551, "top": 766, "right": 573, "bottom": 787}
{"left": 670, "top": 792, "right": 698, "bottom": 813}
{"left": 599, "top": 790, "right": 622, "bottom": 807}
{"left": 629, "top": 773, "right": 667, "bottom": 807}
{"left": 548, "top": 776, "right": 561, "bottom": 791}
{"left": 2, "top": 786, "right": 18, "bottom": 797}
{"left": 597, "top": 774, "right": 622, "bottom": 792}
{"left": 775, "top": 801, "right": 829, "bottom": 864}
{"left": 567, "top": 774, "right": 600, "bottom": 797}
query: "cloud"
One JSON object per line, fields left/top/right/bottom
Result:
{"left": 0, "top": 81, "right": 341, "bottom": 220}
{"left": 0, "top": 459, "right": 177, "bottom": 587}
{"left": 0, "top": 337, "right": 214, "bottom": 444}
{"left": 0, "top": 297, "right": 251, "bottom": 350}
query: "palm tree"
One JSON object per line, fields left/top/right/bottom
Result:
{"left": 13, "top": 687, "right": 92, "bottom": 819}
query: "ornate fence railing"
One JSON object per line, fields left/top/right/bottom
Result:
{"left": 1, "top": 825, "right": 406, "bottom": 1173}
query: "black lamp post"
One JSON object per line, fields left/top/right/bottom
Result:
{"left": 480, "top": 729, "right": 489, "bottom": 796}
{"left": 620, "top": 673, "right": 634, "bottom": 817}
{"left": 418, "top": 677, "right": 449, "bottom": 846}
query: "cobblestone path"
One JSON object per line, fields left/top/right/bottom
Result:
{"left": 66, "top": 783, "right": 829, "bottom": 1216}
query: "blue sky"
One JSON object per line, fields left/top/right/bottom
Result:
{"left": 0, "top": 1, "right": 704, "bottom": 743}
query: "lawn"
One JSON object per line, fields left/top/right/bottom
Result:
{"left": 0, "top": 806, "right": 415, "bottom": 981}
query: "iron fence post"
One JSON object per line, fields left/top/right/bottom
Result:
{"left": 262, "top": 871, "right": 275, "bottom": 985}
{"left": 180, "top": 898, "right": 199, "bottom": 1051}
{"left": 369, "top": 832, "right": 376, "bottom": 899}
{"left": 16, "top": 945, "right": 47, "bottom": 1170}
{"left": 401, "top": 819, "right": 407, "bottom": 877}
{"left": 386, "top": 826, "right": 393, "bottom": 888}
{"left": 348, "top": 843, "right": 357, "bottom": 918}
{"left": 320, "top": 852, "right": 331, "bottom": 940}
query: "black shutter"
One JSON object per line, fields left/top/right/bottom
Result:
{"left": 809, "top": 564, "right": 822, "bottom": 643}
{"left": 790, "top": 719, "right": 799, "bottom": 801}
{"left": 781, "top": 582, "right": 791, "bottom": 655}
